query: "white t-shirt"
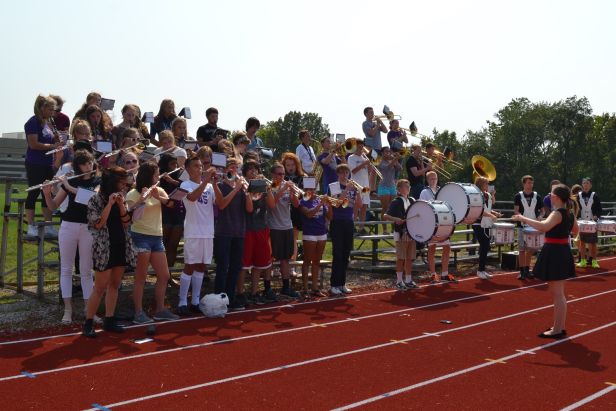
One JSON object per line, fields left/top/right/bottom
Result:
{"left": 181, "top": 180, "right": 215, "bottom": 238}
{"left": 295, "top": 143, "right": 316, "bottom": 174}
{"left": 348, "top": 154, "right": 370, "bottom": 187}
{"left": 55, "top": 163, "right": 73, "bottom": 212}
{"left": 154, "top": 146, "right": 187, "bottom": 159}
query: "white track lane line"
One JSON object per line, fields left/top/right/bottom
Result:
{"left": 6, "top": 254, "right": 616, "bottom": 346}
{"left": 0, "top": 269, "right": 522, "bottom": 347}
{"left": 332, "top": 321, "right": 616, "bottom": 411}
{"left": 82, "top": 307, "right": 616, "bottom": 410}
{"left": 2, "top": 270, "right": 615, "bottom": 383}
{"left": 559, "top": 385, "right": 616, "bottom": 411}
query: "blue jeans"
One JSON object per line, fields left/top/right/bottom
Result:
{"left": 214, "top": 236, "right": 245, "bottom": 302}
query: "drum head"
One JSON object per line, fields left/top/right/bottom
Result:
{"left": 406, "top": 201, "right": 436, "bottom": 242}
{"left": 436, "top": 183, "right": 467, "bottom": 224}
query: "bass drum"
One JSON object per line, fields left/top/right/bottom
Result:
{"left": 406, "top": 200, "right": 455, "bottom": 243}
{"left": 436, "top": 182, "right": 484, "bottom": 225}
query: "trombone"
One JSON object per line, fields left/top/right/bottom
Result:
{"left": 347, "top": 179, "right": 370, "bottom": 193}
{"left": 344, "top": 139, "right": 384, "bottom": 180}
{"left": 374, "top": 105, "right": 402, "bottom": 121}
{"left": 422, "top": 155, "right": 452, "bottom": 179}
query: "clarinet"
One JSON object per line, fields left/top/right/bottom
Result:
{"left": 49, "top": 117, "right": 61, "bottom": 143}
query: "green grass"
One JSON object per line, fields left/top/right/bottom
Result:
{"left": 0, "top": 183, "right": 59, "bottom": 286}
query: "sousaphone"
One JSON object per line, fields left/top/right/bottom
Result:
{"left": 471, "top": 155, "right": 496, "bottom": 182}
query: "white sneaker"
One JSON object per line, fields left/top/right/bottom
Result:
{"left": 26, "top": 225, "right": 39, "bottom": 238}
{"left": 330, "top": 286, "right": 342, "bottom": 296}
{"left": 61, "top": 310, "right": 72, "bottom": 324}
{"left": 340, "top": 285, "right": 352, "bottom": 294}
{"left": 484, "top": 271, "right": 493, "bottom": 279}
{"left": 93, "top": 315, "right": 103, "bottom": 325}
{"left": 477, "top": 271, "right": 488, "bottom": 279}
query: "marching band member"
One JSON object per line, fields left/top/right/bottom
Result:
{"left": 576, "top": 177, "right": 602, "bottom": 268}
{"left": 571, "top": 184, "right": 583, "bottom": 262}
{"left": 363, "top": 107, "right": 387, "bottom": 191}
{"left": 73, "top": 91, "right": 102, "bottom": 121}
{"left": 377, "top": 147, "right": 401, "bottom": 235}
{"left": 24, "top": 95, "right": 63, "bottom": 238}
{"left": 245, "top": 117, "right": 263, "bottom": 151}
{"left": 42, "top": 150, "right": 99, "bottom": 323}
{"left": 111, "top": 104, "right": 140, "bottom": 149}
{"left": 282, "top": 152, "right": 305, "bottom": 271}
{"left": 238, "top": 160, "right": 277, "bottom": 305}
{"left": 158, "top": 154, "right": 185, "bottom": 271}
{"left": 85, "top": 105, "right": 113, "bottom": 142}
{"left": 126, "top": 162, "right": 179, "bottom": 324}
{"left": 83, "top": 166, "right": 136, "bottom": 337}
{"left": 154, "top": 130, "right": 187, "bottom": 167}
{"left": 232, "top": 132, "right": 250, "bottom": 165}
{"left": 50, "top": 95, "right": 71, "bottom": 170}
{"left": 176, "top": 156, "right": 216, "bottom": 315}
{"left": 170, "top": 116, "right": 193, "bottom": 150}
{"left": 473, "top": 176, "right": 501, "bottom": 279}
{"left": 196, "top": 107, "right": 223, "bottom": 151}
{"left": 513, "top": 175, "right": 543, "bottom": 280}
{"left": 295, "top": 129, "right": 317, "bottom": 175}
{"left": 420, "top": 171, "right": 458, "bottom": 283}
{"left": 268, "top": 162, "right": 301, "bottom": 299}
{"left": 196, "top": 145, "right": 213, "bottom": 170}
{"left": 512, "top": 184, "right": 578, "bottom": 339}
{"left": 405, "top": 144, "right": 432, "bottom": 200}
{"left": 213, "top": 158, "right": 253, "bottom": 311}
{"left": 218, "top": 139, "right": 235, "bottom": 158}
{"left": 542, "top": 179, "right": 561, "bottom": 217}
{"left": 348, "top": 138, "right": 371, "bottom": 235}
{"left": 330, "top": 164, "right": 362, "bottom": 295}
{"left": 299, "top": 187, "right": 332, "bottom": 297}
{"left": 386, "top": 119, "right": 408, "bottom": 152}
{"left": 150, "top": 99, "right": 177, "bottom": 147}
{"left": 383, "top": 179, "right": 418, "bottom": 290}
{"left": 117, "top": 151, "right": 139, "bottom": 186}
{"left": 317, "top": 135, "right": 346, "bottom": 194}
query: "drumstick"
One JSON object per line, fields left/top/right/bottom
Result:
{"left": 405, "top": 214, "right": 420, "bottom": 220}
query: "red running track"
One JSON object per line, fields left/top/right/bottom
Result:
{"left": 0, "top": 257, "right": 615, "bottom": 410}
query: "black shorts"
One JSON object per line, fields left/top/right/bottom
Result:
{"left": 579, "top": 232, "right": 598, "bottom": 244}
{"left": 270, "top": 228, "right": 294, "bottom": 260}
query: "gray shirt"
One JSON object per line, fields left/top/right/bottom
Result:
{"left": 377, "top": 160, "right": 397, "bottom": 188}
{"left": 362, "top": 120, "right": 382, "bottom": 150}
{"left": 268, "top": 188, "right": 293, "bottom": 230}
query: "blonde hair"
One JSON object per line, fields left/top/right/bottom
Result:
{"left": 71, "top": 120, "right": 91, "bottom": 138}
{"left": 197, "top": 145, "right": 212, "bottom": 160}
{"left": 33, "top": 95, "right": 56, "bottom": 122}
{"left": 159, "top": 130, "right": 175, "bottom": 145}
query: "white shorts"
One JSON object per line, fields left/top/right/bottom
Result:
{"left": 360, "top": 192, "right": 370, "bottom": 207}
{"left": 183, "top": 238, "right": 213, "bottom": 265}
{"left": 303, "top": 234, "right": 327, "bottom": 242}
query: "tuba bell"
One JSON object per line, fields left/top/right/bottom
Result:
{"left": 471, "top": 155, "right": 496, "bottom": 182}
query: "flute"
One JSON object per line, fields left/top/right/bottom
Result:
{"left": 25, "top": 170, "right": 98, "bottom": 192}
{"left": 46, "top": 140, "right": 73, "bottom": 155}
{"left": 141, "top": 167, "right": 183, "bottom": 198}
{"left": 103, "top": 141, "right": 147, "bottom": 158}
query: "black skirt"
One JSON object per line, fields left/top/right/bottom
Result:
{"left": 532, "top": 243, "right": 575, "bottom": 281}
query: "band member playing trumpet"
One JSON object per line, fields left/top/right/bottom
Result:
{"left": 317, "top": 135, "right": 346, "bottom": 194}
{"left": 269, "top": 162, "right": 301, "bottom": 299}
{"left": 420, "top": 171, "right": 458, "bottom": 283}
{"left": 348, "top": 138, "right": 371, "bottom": 234}
{"left": 282, "top": 152, "right": 305, "bottom": 274}
{"left": 577, "top": 177, "right": 602, "bottom": 268}
{"left": 383, "top": 179, "right": 418, "bottom": 290}
{"left": 213, "top": 158, "right": 254, "bottom": 310}
{"left": 330, "top": 164, "right": 362, "bottom": 295}
{"left": 406, "top": 144, "right": 432, "bottom": 200}
{"left": 126, "top": 162, "right": 180, "bottom": 323}
{"left": 513, "top": 175, "right": 543, "bottom": 280}
{"left": 239, "top": 161, "right": 276, "bottom": 305}
{"left": 299, "top": 189, "right": 333, "bottom": 297}
{"left": 387, "top": 119, "right": 408, "bottom": 152}
{"left": 377, "top": 147, "right": 402, "bottom": 235}
{"left": 295, "top": 129, "right": 317, "bottom": 175}
{"left": 473, "top": 176, "right": 501, "bottom": 279}
{"left": 176, "top": 156, "right": 216, "bottom": 315}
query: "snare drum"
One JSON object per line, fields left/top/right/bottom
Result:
{"left": 492, "top": 222, "right": 515, "bottom": 245}
{"left": 436, "top": 183, "right": 484, "bottom": 225}
{"left": 406, "top": 200, "right": 455, "bottom": 243}
{"left": 522, "top": 226, "right": 544, "bottom": 249}
{"left": 578, "top": 220, "right": 597, "bottom": 233}
{"left": 597, "top": 219, "right": 616, "bottom": 233}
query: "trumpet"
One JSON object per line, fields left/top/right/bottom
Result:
{"left": 347, "top": 179, "right": 370, "bottom": 193}
{"left": 284, "top": 179, "right": 310, "bottom": 200}
{"left": 25, "top": 170, "right": 98, "bottom": 192}
{"left": 103, "top": 142, "right": 147, "bottom": 158}
{"left": 319, "top": 195, "right": 349, "bottom": 208}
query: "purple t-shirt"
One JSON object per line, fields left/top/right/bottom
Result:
{"left": 332, "top": 184, "right": 357, "bottom": 221}
{"left": 24, "top": 116, "right": 54, "bottom": 166}
{"left": 214, "top": 182, "right": 246, "bottom": 237}
{"left": 300, "top": 198, "right": 328, "bottom": 236}
{"left": 317, "top": 152, "right": 340, "bottom": 194}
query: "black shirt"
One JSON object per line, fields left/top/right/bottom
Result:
{"left": 386, "top": 196, "right": 415, "bottom": 236}
{"left": 61, "top": 177, "right": 101, "bottom": 224}
{"left": 196, "top": 124, "right": 218, "bottom": 150}
{"left": 405, "top": 156, "right": 427, "bottom": 186}
{"left": 577, "top": 191, "right": 602, "bottom": 219}
{"left": 513, "top": 191, "right": 542, "bottom": 227}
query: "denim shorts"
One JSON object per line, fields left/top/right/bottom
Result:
{"left": 377, "top": 185, "right": 397, "bottom": 196}
{"left": 130, "top": 231, "right": 166, "bottom": 253}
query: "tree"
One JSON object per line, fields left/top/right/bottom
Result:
{"left": 256, "top": 111, "right": 330, "bottom": 157}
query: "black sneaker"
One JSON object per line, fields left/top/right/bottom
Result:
{"left": 526, "top": 269, "right": 535, "bottom": 279}
{"left": 82, "top": 319, "right": 96, "bottom": 338}
{"left": 229, "top": 300, "right": 246, "bottom": 311}
{"left": 189, "top": 304, "right": 201, "bottom": 313}
{"left": 404, "top": 280, "right": 419, "bottom": 289}
{"left": 252, "top": 293, "right": 266, "bottom": 305}
{"left": 263, "top": 289, "right": 278, "bottom": 303}
{"left": 102, "top": 317, "right": 125, "bottom": 333}
{"left": 517, "top": 270, "right": 527, "bottom": 280}
{"left": 236, "top": 293, "right": 248, "bottom": 306}
{"left": 177, "top": 305, "right": 191, "bottom": 317}
{"left": 280, "top": 287, "right": 300, "bottom": 299}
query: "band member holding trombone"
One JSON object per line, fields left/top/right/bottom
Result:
{"left": 363, "top": 107, "right": 387, "bottom": 191}
{"left": 383, "top": 179, "right": 417, "bottom": 290}
{"left": 329, "top": 164, "right": 362, "bottom": 295}
{"left": 406, "top": 144, "right": 432, "bottom": 199}
{"left": 348, "top": 138, "right": 371, "bottom": 234}
{"left": 296, "top": 129, "right": 317, "bottom": 175}
{"left": 387, "top": 119, "right": 408, "bottom": 152}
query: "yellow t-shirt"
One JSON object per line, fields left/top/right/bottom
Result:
{"left": 126, "top": 187, "right": 164, "bottom": 236}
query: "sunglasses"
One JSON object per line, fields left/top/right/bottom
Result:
{"left": 124, "top": 159, "right": 138, "bottom": 165}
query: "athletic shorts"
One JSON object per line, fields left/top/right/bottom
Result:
{"left": 242, "top": 229, "right": 272, "bottom": 270}
{"left": 183, "top": 238, "right": 214, "bottom": 265}
{"left": 270, "top": 228, "right": 294, "bottom": 260}
{"left": 579, "top": 232, "right": 598, "bottom": 244}
{"left": 377, "top": 186, "right": 397, "bottom": 196}
{"left": 395, "top": 236, "right": 416, "bottom": 260}
{"left": 303, "top": 234, "right": 327, "bottom": 242}
{"left": 360, "top": 192, "right": 371, "bottom": 207}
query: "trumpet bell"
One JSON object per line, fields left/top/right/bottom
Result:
{"left": 471, "top": 155, "right": 496, "bottom": 182}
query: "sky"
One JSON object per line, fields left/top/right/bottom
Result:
{"left": 1, "top": 0, "right": 615, "bottom": 146}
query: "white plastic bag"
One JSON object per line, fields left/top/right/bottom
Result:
{"left": 199, "top": 293, "right": 229, "bottom": 318}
